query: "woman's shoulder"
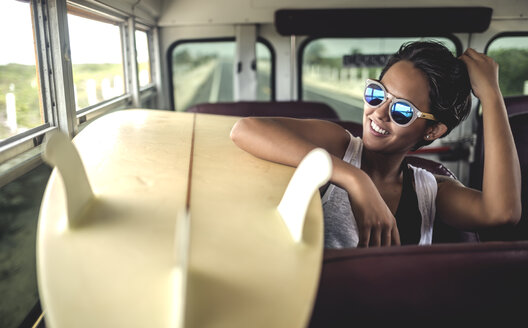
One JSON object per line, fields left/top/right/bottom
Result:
{"left": 307, "top": 119, "right": 358, "bottom": 159}
{"left": 407, "top": 165, "right": 460, "bottom": 186}
{"left": 434, "top": 174, "right": 465, "bottom": 195}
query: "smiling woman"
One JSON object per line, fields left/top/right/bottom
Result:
{"left": 1, "top": 1, "right": 528, "bottom": 327}
{"left": 231, "top": 41, "right": 520, "bottom": 248}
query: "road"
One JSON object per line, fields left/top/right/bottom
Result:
{"left": 187, "top": 59, "right": 271, "bottom": 108}
{"left": 186, "top": 59, "right": 364, "bottom": 123}
{"left": 303, "top": 85, "right": 364, "bottom": 122}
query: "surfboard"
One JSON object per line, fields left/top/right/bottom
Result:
{"left": 37, "top": 109, "right": 325, "bottom": 328}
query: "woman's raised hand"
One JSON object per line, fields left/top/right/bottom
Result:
{"left": 459, "top": 48, "right": 501, "bottom": 100}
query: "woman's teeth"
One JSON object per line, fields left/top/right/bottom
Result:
{"left": 371, "top": 120, "right": 389, "bottom": 135}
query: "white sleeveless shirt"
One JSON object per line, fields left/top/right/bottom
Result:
{"left": 321, "top": 132, "right": 438, "bottom": 248}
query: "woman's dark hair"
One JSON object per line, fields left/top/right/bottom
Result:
{"left": 379, "top": 41, "right": 472, "bottom": 148}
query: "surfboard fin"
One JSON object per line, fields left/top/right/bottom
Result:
{"left": 278, "top": 148, "right": 332, "bottom": 243}
{"left": 42, "top": 131, "right": 94, "bottom": 227}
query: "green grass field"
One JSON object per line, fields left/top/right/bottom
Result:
{"left": 0, "top": 63, "right": 126, "bottom": 140}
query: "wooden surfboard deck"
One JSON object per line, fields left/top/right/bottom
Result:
{"left": 37, "top": 109, "right": 324, "bottom": 328}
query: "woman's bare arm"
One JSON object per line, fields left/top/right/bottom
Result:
{"left": 231, "top": 117, "right": 401, "bottom": 246}
{"left": 436, "top": 49, "right": 522, "bottom": 229}
{"left": 230, "top": 117, "right": 350, "bottom": 165}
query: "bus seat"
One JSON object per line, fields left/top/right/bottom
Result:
{"left": 185, "top": 101, "right": 340, "bottom": 119}
{"left": 308, "top": 241, "right": 528, "bottom": 326}
{"left": 333, "top": 119, "right": 479, "bottom": 243}
{"left": 471, "top": 97, "right": 528, "bottom": 241}
{"left": 502, "top": 95, "right": 528, "bottom": 116}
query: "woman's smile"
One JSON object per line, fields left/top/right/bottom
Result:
{"left": 370, "top": 120, "right": 390, "bottom": 136}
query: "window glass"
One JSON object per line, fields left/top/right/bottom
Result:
{"left": 0, "top": 1, "right": 44, "bottom": 141}
{"left": 256, "top": 42, "right": 272, "bottom": 101}
{"left": 135, "top": 29, "right": 151, "bottom": 87}
{"left": 486, "top": 36, "right": 528, "bottom": 97}
{"left": 68, "top": 12, "right": 125, "bottom": 110}
{"left": 171, "top": 40, "right": 273, "bottom": 111}
{"left": 301, "top": 37, "right": 457, "bottom": 122}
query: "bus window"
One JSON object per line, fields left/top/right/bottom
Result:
{"left": 486, "top": 35, "right": 528, "bottom": 97}
{"left": 67, "top": 9, "right": 125, "bottom": 110}
{"left": 171, "top": 39, "right": 273, "bottom": 111}
{"left": 300, "top": 37, "right": 458, "bottom": 122}
{"left": 256, "top": 42, "right": 273, "bottom": 101}
{"left": 0, "top": 1, "right": 44, "bottom": 142}
{"left": 135, "top": 29, "right": 151, "bottom": 88}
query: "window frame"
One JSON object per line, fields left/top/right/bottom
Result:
{"left": 0, "top": 0, "right": 58, "bottom": 185}
{"left": 0, "top": 0, "right": 156, "bottom": 187}
{"left": 167, "top": 36, "right": 276, "bottom": 111}
{"left": 67, "top": 2, "right": 129, "bottom": 116}
{"left": 135, "top": 25, "right": 155, "bottom": 91}
{"left": 297, "top": 34, "right": 463, "bottom": 101}
{"left": 484, "top": 31, "right": 528, "bottom": 54}
{"left": 484, "top": 31, "right": 528, "bottom": 99}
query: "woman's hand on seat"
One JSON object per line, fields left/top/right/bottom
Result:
{"left": 345, "top": 172, "right": 401, "bottom": 247}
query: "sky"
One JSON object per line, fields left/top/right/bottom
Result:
{"left": 0, "top": 1, "right": 36, "bottom": 65}
{"left": 0, "top": 1, "right": 149, "bottom": 66}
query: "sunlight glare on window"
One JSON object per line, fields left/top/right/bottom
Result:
{"left": 135, "top": 30, "right": 151, "bottom": 87}
{"left": 0, "top": 1, "right": 44, "bottom": 141}
{"left": 68, "top": 13, "right": 125, "bottom": 110}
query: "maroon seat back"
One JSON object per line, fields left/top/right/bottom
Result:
{"left": 308, "top": 241, "right": 528, "bottom": 326}
{"left": 186, "top": 101, "right": 340, "bottom": 119}
{"left": 504, "top": 95, "right": 528, "bottom": 116}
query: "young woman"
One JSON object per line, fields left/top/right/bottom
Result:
{"left": 230, "top": 41, "right": 521, "bottom": 248}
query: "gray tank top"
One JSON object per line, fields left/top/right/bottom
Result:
{"left": 321, "top": 132, "right": 438, "bottom": 248}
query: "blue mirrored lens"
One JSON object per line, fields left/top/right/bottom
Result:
{"left": 391, "top": 102, "right": 414, "bottom": 125}
{"left": 364, "top": 84, "right": 385, "bottom": 106}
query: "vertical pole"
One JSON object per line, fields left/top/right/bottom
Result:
{"left": 47, "top": 0, "right": 77, "bottom": 137}
{"left": 151, "top": 27, "right": 164, "bottom": 109}
{"left": 290, "top": 35, "right": 297, "bottom": 101}
{"left": 127, "top": 17, "right": 141, "bottom": 108}
{"left": 234, "top": 25, "right": 257, "bottom": 101}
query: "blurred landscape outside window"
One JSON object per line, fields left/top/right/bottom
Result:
{"left": 68, "top": 11, "right": 125, "bottom": 110}
{"left": 0, "top": 1, "right": 44, "bottom": 142}
{"left": 301, "top": 37, "right": 457, "bottom": 122}
{"left": 486, "top": 36, "right": 528, "bottom": 97}
{"left": 171, "top": 40, "right": 272, "bottom": 111}
{"left": 135, "top": 29, "right": 151, "bottom": 88}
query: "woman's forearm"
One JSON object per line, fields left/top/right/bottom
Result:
{"left": 230, "top": 117, "right": 350, "bottom": 167}
{"left": 231, "top": 117, "right": 370, "bottom": 197}
{"left": 230, "top": 117, "right": 321, "bottom": 167}
{"left": 480, "top": 93, "right": 522, "bottom": 224}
